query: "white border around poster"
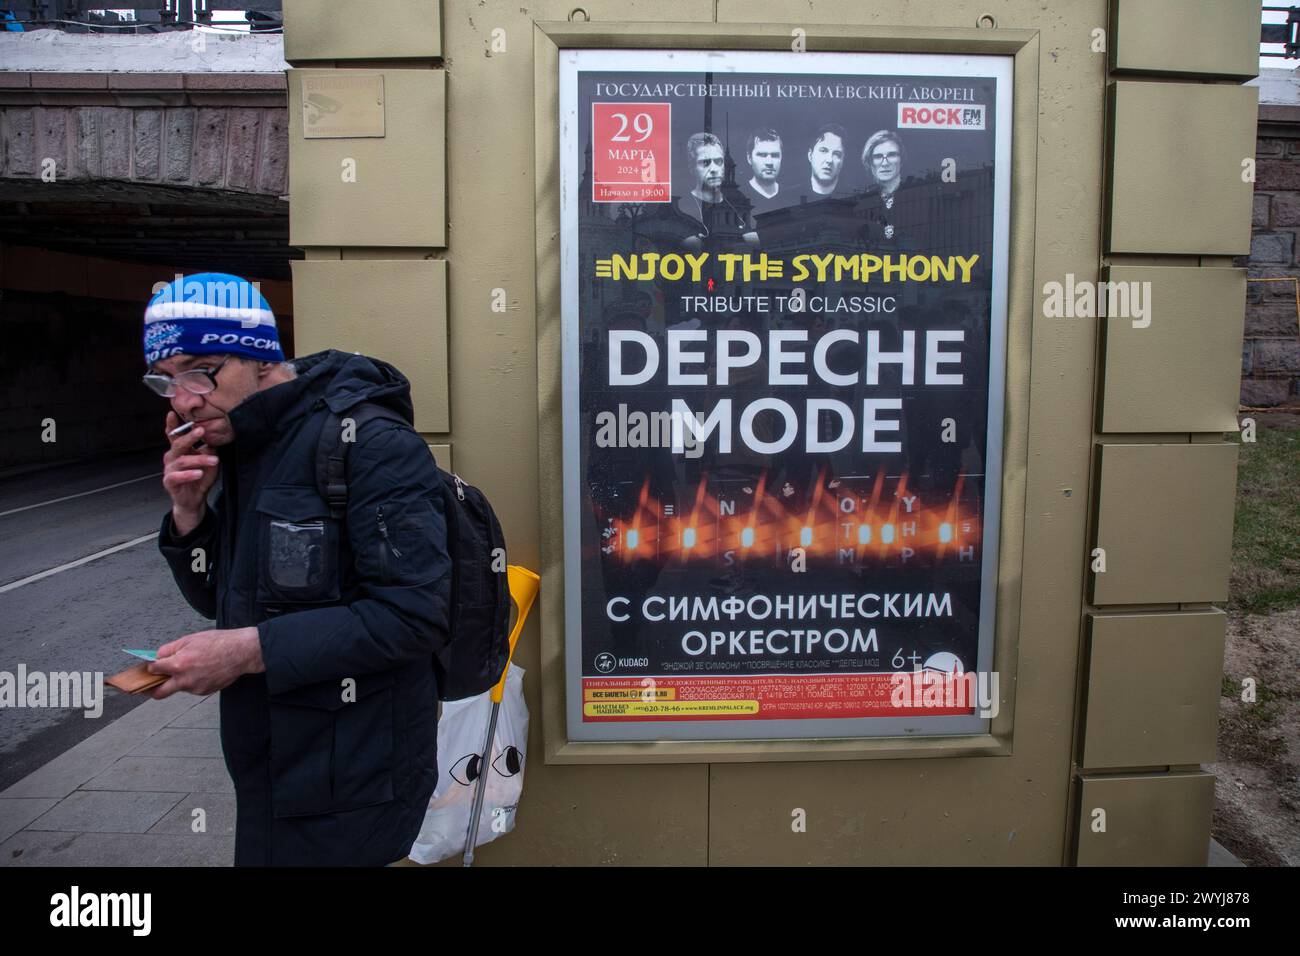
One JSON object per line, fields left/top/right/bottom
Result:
{"left": 559, "top": 48, "right": 1013, "bottom": 742}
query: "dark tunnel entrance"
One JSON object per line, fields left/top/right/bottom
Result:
{"left": 0, "top": 180, "right": 298, "bottom": 475}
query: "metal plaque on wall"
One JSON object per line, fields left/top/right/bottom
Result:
{"left": 302, "top": 73, "right": 386, "bottom": 139}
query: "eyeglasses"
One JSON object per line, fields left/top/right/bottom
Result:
{"left": 142, "top": 357, "right": 231, "bottom": 398}
{"left": 871, "top": 151, "right": 901, "bottom": 164}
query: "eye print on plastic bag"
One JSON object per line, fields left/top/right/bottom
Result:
{"left": 493, "top": 746, "right": 523, "bottom": 777}
{"left": 448, "top": 746, "right": 525, "bottom": 786}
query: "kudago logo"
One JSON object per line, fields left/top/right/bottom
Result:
{"left": 50, "top": 886, "right": 151, "bottom": 936}
{"left": 897, "top": 103, "right": 985, "bottom": 130}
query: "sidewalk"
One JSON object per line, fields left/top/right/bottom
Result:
{"left": 0, "top": 692, "right": 1248, "bottom": 867}
{"left": 0, "top": 693, "right": 234, "bottom": 866}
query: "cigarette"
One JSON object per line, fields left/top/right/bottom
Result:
{"left": 167, "top": 420, "right": 206, "bottom": 448}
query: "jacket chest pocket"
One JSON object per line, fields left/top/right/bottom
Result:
{"left": 255, "top": 485, "right": 341, "bottom": 606}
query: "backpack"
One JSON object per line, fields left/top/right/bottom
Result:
{"left": 314, "top": 402, "right": 510, "bottom": 702}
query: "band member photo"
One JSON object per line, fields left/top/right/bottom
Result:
{"left": 806, "top": 123, "right": 846, "bottom": 197}
{"left": 858, "top": 129, "right": 906, "bottom": 242}
{"left": 675, "top": 131, "right": 758, "bottom": 250}
{"left": 741, "top": 127, "right": 782, "bottom": 209}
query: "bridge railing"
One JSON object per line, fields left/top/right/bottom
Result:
{"left": 1, "top": 2, "right": 283, "bottom": 32}
{"left": 1264, "top": 5, "right": 1300, "bottom": 59}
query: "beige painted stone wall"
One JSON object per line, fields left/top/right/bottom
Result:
{"left": 282, "top": 0, "right": 1259, "bottom": 866}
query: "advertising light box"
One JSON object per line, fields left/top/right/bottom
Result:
{"left": 559, "top": 49, "right": 1012, "bottom": 741}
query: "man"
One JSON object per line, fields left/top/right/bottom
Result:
{"left": 763, "top": 123, "right": 855, "bottom": 252}
{"left": 806, "top": 123, "right": 846, "bottom": 197}
{"left": 742, "top": 128, "right": 782, "bottom": 206}
{"left": 674, "top": 131, "right": 758, "bottom": 250}
{"left": 687, "top": 130, "right": 725, "bottom": 202}
{"left": 141, "top": 272, "right": 450, "bottom": 867}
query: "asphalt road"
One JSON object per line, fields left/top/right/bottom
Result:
{"left": 0, "top": 450, "right": 212, "bottom": 791}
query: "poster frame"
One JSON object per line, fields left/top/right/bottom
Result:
{"left": 534, "top": 21, "right": 1040, "bottom": 765}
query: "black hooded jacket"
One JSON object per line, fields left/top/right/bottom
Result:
{"left": 157, "top": 350, "right": 450, "bottom": 866}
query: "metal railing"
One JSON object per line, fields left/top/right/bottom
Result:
{"left": 6, "top": 3, "right": 1289, "bottom": 49}
{"left": 1263, "top": 5, "right": 1300, "bottom": 59}
{"left": 0, "top": 2, "right": 282, "bottom": 31}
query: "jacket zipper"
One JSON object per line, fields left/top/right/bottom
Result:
{"left": 376, "top": 506, "right": 402, "bottom": 557}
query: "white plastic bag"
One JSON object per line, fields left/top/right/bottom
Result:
{"left": 406, "top": 665, "right": 528, "bottom": 864}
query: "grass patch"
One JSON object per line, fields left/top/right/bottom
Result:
{"left": 1218, "top": 705, "right": 1289, "bottom": 764}
{"left": 1229, "top": 423, "right": 1300, "bottom": 615}
{"left": 1221, "top": 675, "right": 1287, "bottom": 707}
{"left": 1219, "top": 676, "right": 1289, "bottom": 765}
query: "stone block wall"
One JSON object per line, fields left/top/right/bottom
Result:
{"left": 1245, "top": 105, "right": 1300, "bottom": 407}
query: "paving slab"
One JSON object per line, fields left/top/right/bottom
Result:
{"left": 166, "top": 694, "right": 220, "bottom": 729}
{"left": 27, "top": 790, "right": 186, "bottom": 834}
{"left": 1208, "top": 838, "right": 1246, "bottom": 867}
{"left": 127, "top": 727, "right": 223, "bottom": 759}
{"left": 82, "top": 755, "right": 233, "bottom": 794}
{"left": 0, "top": 828, "right": 233, "bottom": 867}
{"left": 0, "top": 694, "right": 204, "bottom": 800}
{"left": 0, "top": 797, "right": 59, "bottom": 844}
{"left": 148, "top": 791, "right": 237, "bottom": 836}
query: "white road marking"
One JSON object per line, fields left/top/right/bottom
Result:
{"left": 0, "top": 473, "right": 162, "bottom": 518}
{"left": 0, "top": 532, "right": 160, "bottom": 594}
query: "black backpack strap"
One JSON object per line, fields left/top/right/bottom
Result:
{"left": 314, "top": 402, "right": 409, "bottom": 518}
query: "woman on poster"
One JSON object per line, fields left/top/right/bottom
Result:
{"left": 855, "top": 129, "right": 911, "bottom": 246}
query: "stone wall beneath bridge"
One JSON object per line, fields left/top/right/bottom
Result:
{"left": 0, "top": 72, "right": 293, "bottom": 278}
{"left": 0, "top": 73, "right": 287, "bottom": 195}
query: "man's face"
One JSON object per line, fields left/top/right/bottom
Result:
{"left": 748, "top": 139, "right": 781, "bottom": 183}
{"left": 869, "top": 139, "right": 902, "bottom": 186}
{"left": 692, "top": 144, "right": 724, "bottom": 190}
{"left": 808, "top": 133, "right": 844, "bottom": 186}
{"left": 150, "top": 353, "right": 262, "bottom": 447}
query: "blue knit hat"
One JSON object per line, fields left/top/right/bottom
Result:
{"left": 143, "top": 272, "right": 284, "bottom": 366}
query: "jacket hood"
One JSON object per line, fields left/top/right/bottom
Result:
{"left": 227, "top": 349, "right": 415, "bottom": 451}
{"left": 296, "top": 349, "right": 415, "bottom": 423}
